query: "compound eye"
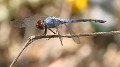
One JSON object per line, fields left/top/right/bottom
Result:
{"left": 36, "top": 20, "right": 44, "bottom": 30}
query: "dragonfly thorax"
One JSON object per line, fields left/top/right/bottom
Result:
{"left": 36, "top": 20, "right": 44, "bottom": 30}
{"left": 44, "top": 16, "right": 61, "bottom": 28}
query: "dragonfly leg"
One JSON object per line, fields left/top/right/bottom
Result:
{"left": 41, "top": 24, "right": 47, "bottom": 37}
{"left": 45, "top": 27, "right": 56, "bottom": 40}
{"left": 52, "top": 19, "right": 63, "bottom": 46}
{"left": 48, "top": 28, "right": 56, "bottom": 34}
{"left": 43, "top": 24, "right": 55, "bottom": 40}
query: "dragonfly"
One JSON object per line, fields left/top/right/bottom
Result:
{"left": 10, "top": 16, "right": 106, "bottom": 46}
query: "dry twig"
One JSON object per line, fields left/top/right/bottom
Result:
{"left": 9, "top": 31, "right": 120, "bottom": 67}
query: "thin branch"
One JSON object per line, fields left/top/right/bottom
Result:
{"left": 9, "top": 36, "right": 38, "bottom": 67}
{"left": 34, "top": 31, "right": 120, "bottom": 39}
{"left": 9, "top": 31, "right": 120, "bottom": 67}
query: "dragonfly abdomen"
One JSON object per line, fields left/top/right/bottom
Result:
{"left": 70, "top": 19, "right": 106, "bottom": 23}
{"left": 59, "top": 19, "right": 106, "bottom": 23}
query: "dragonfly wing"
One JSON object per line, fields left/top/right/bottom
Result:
{"left": 56, "top": 26, "right": 63, "bottom": 46}
{"left": 10, "top": 15, "right": 47, "bottom": 29}
{"left": 64, "top": 23, "right": 80, "bottom": 44}
{"left": 10, "top": 18, "right": 26, "bottom": 28}
{"left": 23, "top": 16, "right": 47, "bottom": 28}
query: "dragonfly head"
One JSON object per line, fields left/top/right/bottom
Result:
{"left": 36, "top": 20, "right": 44, "bottom": 30}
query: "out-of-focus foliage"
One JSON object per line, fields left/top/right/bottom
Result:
{"left": 66, "top": 0, "right": 87, "bottom": 12}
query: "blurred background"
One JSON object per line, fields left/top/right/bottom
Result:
{"left": 0, "top": 0, "right": 120, "bottom": 67}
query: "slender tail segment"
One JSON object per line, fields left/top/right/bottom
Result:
{"left": 71, "top": 19, "right": 106, "bottom": 23}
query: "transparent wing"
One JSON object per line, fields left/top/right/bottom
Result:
{"left": 10, "top": 18, "right": 26, "bottom": 28}
{"left": 10, "top": 15, "right": 47, "bottom": 29}
{"left": 56, "top": 26, "right": 63, "bottom": 46}
{"left": 64, "top": 23, "right": 80, "bottom": 44}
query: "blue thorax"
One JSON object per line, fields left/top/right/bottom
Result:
{"left": 43, "top": 16, "right": 73, "bottom": 28}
